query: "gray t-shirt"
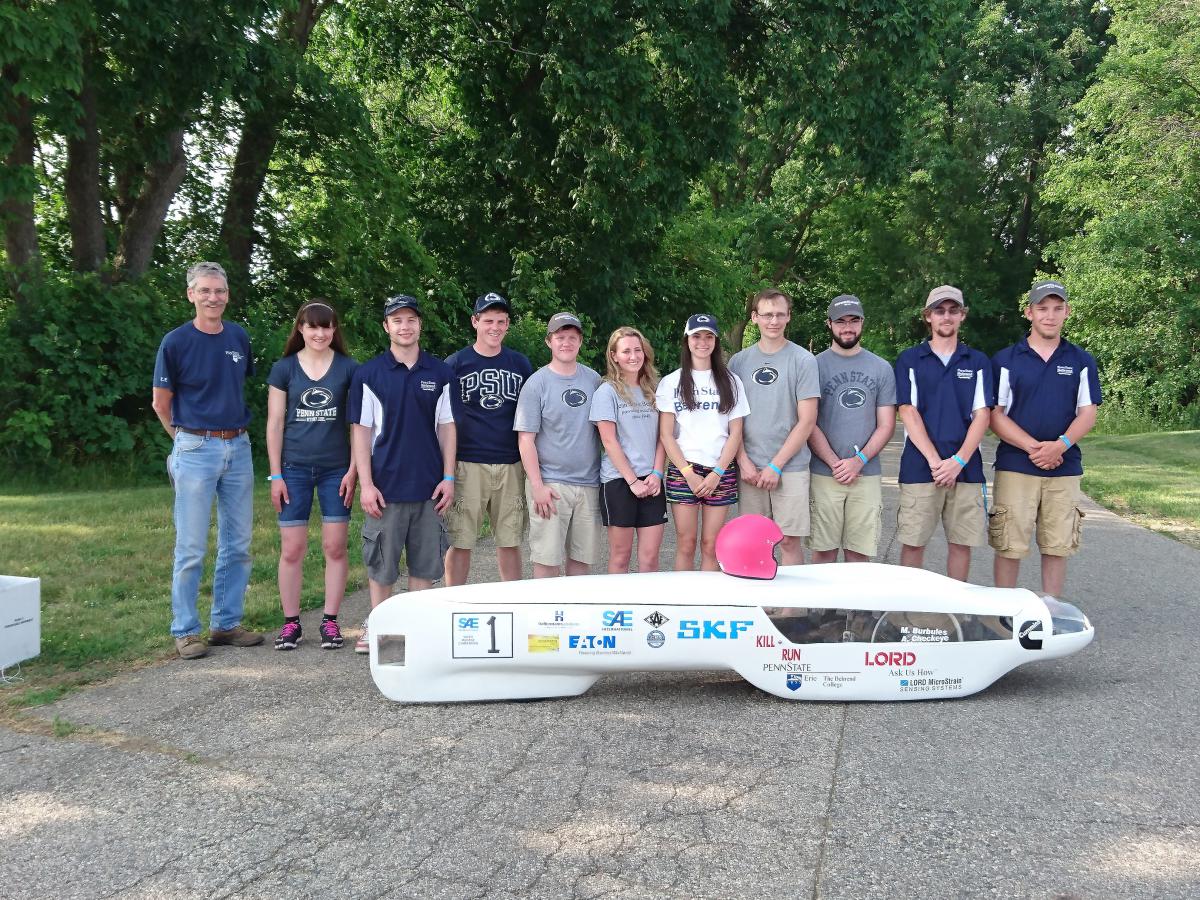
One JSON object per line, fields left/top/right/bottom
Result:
{"left": 811, "top": 348, "right": 896, "bottom": 477}
{"left": 267, "top": 352, "right": 358, "bottom": 469}
{"left": 729, "top": 341, "right": 820, "bottom": 472}
{"left": 513, "top": 364, "right": 602, "bottom": 486}
{"left": 589, "top": 381, "right": 659, "bottom": 483}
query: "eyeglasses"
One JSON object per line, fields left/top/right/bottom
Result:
{"left": 756, "top": 313, "right": 789, "bottom": 321}
{"left": 193, "top": 288, "right": 229, "bottom": 298}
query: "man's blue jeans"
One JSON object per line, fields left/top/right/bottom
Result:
{"left": 168, "top": 431, "right": 254, "bottom": 637}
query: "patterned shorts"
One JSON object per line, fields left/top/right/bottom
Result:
{"left": 665, "top": 461, "right": 739, "bottom": 507}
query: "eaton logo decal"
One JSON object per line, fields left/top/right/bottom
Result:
{"left": 603, "top": 610, "right": 633, "bottom": 629}
{"left": 457, "top": 616, "right": 480, "bottom": 630}
{"left": 568, "top": 635, "right": 616, "bottom": 650}
{"left": 677, "top": 619, "right": 754, "bottom": 640}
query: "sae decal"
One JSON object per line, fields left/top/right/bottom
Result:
{"left": 786, "top": 673, "right": 803, "bottom": 691}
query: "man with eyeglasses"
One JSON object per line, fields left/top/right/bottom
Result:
{"left": 730, "top": 288, "right": 819, "bottom": 564}
{"left": 152, "top": 261, "right": 263, "bottom": 659}
{"left": 894, "top": 285, "right": 994, "bottom": 581}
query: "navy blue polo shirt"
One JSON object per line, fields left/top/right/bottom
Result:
{"left": 348, "top": 349, "right": 453, "bottom": 503}
{"left": 992, "top": 337, "right": 1102, "bottom": 477}
{"left": 895, "top": 341, "right": 994, "bottom": 484}
{"left": 152, "top": 322, "right": 253, "bottom": 430}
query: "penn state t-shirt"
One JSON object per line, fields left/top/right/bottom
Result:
{"left": 153, "top": 321, "right": 253, "bottom": 430}
{"left": 267, "top": 353, "right": 358, "bottom": 469}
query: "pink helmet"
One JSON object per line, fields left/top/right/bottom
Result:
{"left": 716, "top": 514, "right": 783, "bottom": 580}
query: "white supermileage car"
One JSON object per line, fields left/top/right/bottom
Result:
{"left": 367, "top": 559, "right": 1094, "bottom": 704}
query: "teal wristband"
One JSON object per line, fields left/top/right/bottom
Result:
{"left": 650, "top": 469, "right": 663, "bottom": 479}
{"left": 266, "top": 474, "right": 283, "bottom": 482}
{"left": 713, "top": 465, "right": 727, "bottom": 476}
{"left": 855, "top": 450, "right": 869, "bottom": 465}
{"left": 1059, "top": 435, "right": 1072, "bottom": 449}
{"left": 767, "top": 463, "right": 783, "bottom": 476}
{"left": 443, "top": 474, "right": 455, "bottom": 482}
{"left": 951, "top": 454, "right": 967, "bottom": 468}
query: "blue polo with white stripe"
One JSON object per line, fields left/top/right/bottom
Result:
{"left": 894, "top": 341, "right": 994, "bottom": 484}
{"left": 348, "top": 349, "right": 452, "bottom": 503}
{"left": 992, "top": 338, "right": 1102, "bottom": 477}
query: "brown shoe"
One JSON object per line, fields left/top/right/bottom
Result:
{"left": 176, "top": 634, "right": 209, "bottom": 660}
{"left": 208, "top": 625, "right": 265, "bottom": 647}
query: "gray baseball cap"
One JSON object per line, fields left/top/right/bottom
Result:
{"left": 1028, "top": 280, "right": 1068, "bottom": 305}
{"left": 827, "top": 294, "right": 864, "bottom": 320}
{"left": 924, "top": 285, "right": 965, "bottom": 309}
{"left": 546, "top": 312, "right": 583, "bottom": 334}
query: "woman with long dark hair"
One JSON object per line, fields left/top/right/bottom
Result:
{"left": 265, "top": 300, "right": 358, "bottom": 650}
{"left": 655, "top": 314, "right": 750, "bottom": 571}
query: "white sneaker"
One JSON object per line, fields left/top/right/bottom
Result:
{"left": 355, "top": 621, "right": 369, "bottom": 655}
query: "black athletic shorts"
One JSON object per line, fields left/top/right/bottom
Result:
{"left": 600, "top": 478, "right": 669, "bottom": 529}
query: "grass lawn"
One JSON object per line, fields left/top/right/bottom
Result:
{"left": 1082, "top": 430, "right": 1200, "bottom": 549}
{"left": 0, "top": 482, "right": 365, "bottom": 709}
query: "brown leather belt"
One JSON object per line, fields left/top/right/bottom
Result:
{"left": 178, "top": 426, "right": 247, "bottom": 439}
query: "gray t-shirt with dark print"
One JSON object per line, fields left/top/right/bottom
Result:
{"left": 811, "top": 348, "right": 896, "bottom": 477}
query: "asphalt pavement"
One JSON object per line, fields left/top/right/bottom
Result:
{"left": 2, "top": 433, "right": 1198, "bottom": 899}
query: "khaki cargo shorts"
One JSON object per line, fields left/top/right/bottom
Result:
{"left": 526, "top": 482, "right": 602, "bottom": 567}
{"left": 445, "top": 461, "right": 528, "bottom": 550}
{"left": 738, "top": 470, "right": 811, "bottom": 538}
{"left": 988, "top": 471, "right": 1084, "bottom": 559}
{"left": 809, "top": 474, "right": 882, "bottom": 558}
{"left": 897, "top": 481, "right": 987, "bottom": 548}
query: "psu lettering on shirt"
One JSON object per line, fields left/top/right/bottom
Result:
{"left": 674, "top": 384, "right": 722, "bottom": 413}
{"left": 459, "top": 369, "right": 524, "bottom": 408}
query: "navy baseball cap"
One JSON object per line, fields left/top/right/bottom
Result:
{"left": 684, "top": 313, "right": 719, "bottom": 335}
{"left": 383, "top": 294, "right": 421, "bottom": 317}
{"left": 473, "top": 292, "right": 511, "bottom": 315}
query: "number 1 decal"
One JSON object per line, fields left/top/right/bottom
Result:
{"left": 487, "top": 615, "right": 500, "bottom": 654}
{"left": 452, "top": 611, "right": 515, "bottom": 659}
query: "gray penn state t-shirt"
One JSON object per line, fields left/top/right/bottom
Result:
{"left": 513, "top": 364, "right": 602, "bottom": 486}
{"left": 729, "top": 341, "right": 820, "bottom": 472}
{"left": 811, "top": 348, "right": 896, "bottom": 477}
{"left": 589, "top": 381, "right": 659, "bottom": 483}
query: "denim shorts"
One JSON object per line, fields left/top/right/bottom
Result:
{"left": 279, "top": 464, "right": 351, "bottom": 526}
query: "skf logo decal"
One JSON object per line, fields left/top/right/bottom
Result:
{"left": 677, "top": 619, "right": 754, "bottom": 640}
{"left": 562, "top": 388, "right": 588, "bottom": 408}
{"left": 1056, "top": 366, "right": 1074, "bottom": 376}
{"left": 956, "top": 368, "right": 974, "bottom": 380}
{"left": 1018, "top": 620, "right": 1043, "bottom": 650}
{"left": 753, "top": 366, "right": 779, "bottom": 386}
{"left": 602, "top": 610, "right": 633, "bottom": 628}
{"left": 839, "top": 387, "right": 866, "bottom": 409}
{"left": 301, "top": 387, "right": 333, "bottom": 408}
